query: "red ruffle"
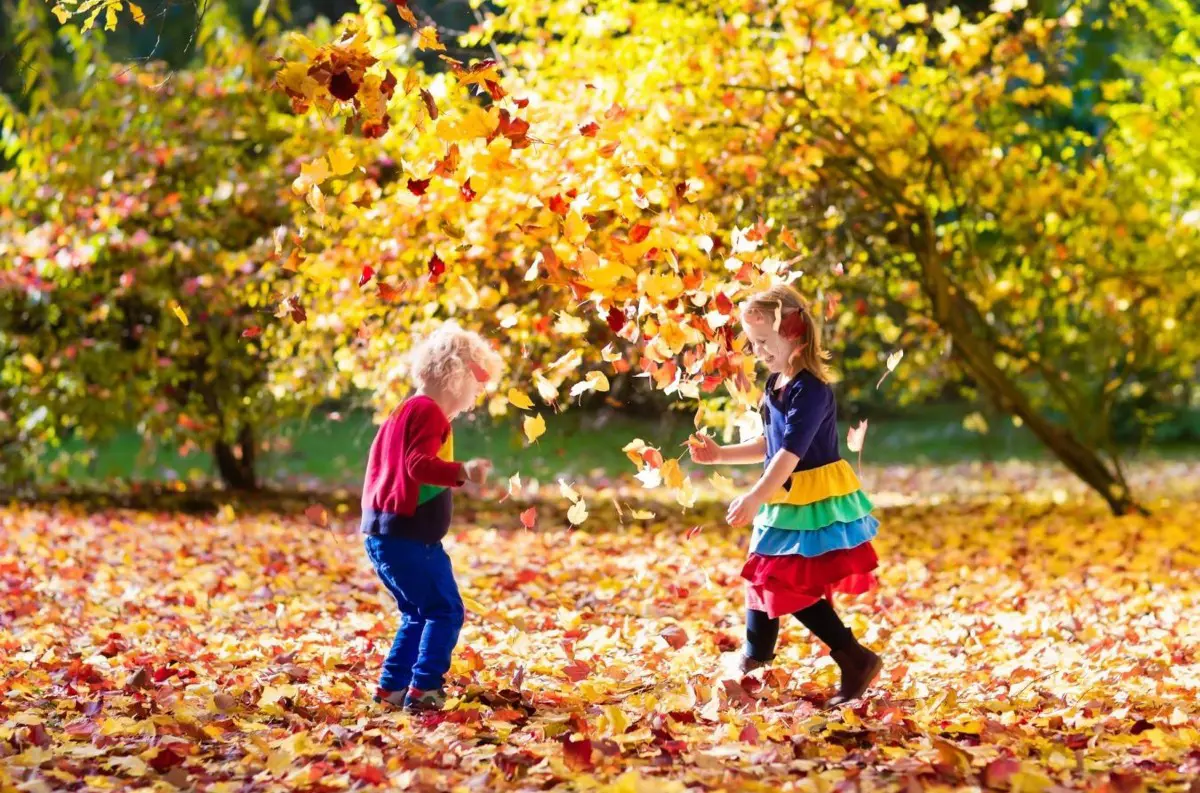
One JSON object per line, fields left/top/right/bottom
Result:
{"left": 741, "top": 543, "right": 879, "bottom": 618}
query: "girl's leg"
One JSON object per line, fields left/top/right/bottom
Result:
{"left": 793, "top": 598, "right": 881, "bottom": 707}
{"left": 793, "top": 599, "right": 853, "bottom": 652}
{"left": 745, "top": 608, "right": 780, "bottom": 663}
{"left": 410, "top": 543, "right": 465, "bottom": 692}
{"left": 379, "top": 610, "right": 425, "bottom": 692}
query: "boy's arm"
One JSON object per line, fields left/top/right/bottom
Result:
{"left": 403, "top": 408, "right": 466, "bottom": 487}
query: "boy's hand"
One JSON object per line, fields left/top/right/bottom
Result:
{"left": 464, "top": 459, "right": 492, "bottom": 484}
{"left": 687, "top": 433, "right": 722, "bottom": 465}
{"left": 726, "top": 493, "right": 762, "bottom": 527}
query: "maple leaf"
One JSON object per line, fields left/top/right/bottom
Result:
{"left": 715, "top": 292, "right": 734, "bottom": 314}
{"left": 579, "top": 121, "right": 600, "bottom": 137}
{"left": 427, "top": 253, "right": 446, "bottom": 282}
{"left": 778, "top": 311, "right": 806, "bottom": 340}
{"left": 392, "top": 0, "right": 417, "bottom": 28}
{"left": 328, "top": 71, "right": 359, "bottom": 101}
{"left": 358, "top": 266, "right": 375, "bottom": 287}
{"left": 460, "top": 179, "right": 477, "bottom": 202}
{"left": 606, "top": 306, "right": 626, "bottom": 332}
{"left": 407, "top": 177, "right": 431, "bottom": 196}
{"left": 416, "top": 26, "right": 446, "bottom": 52}
{"left": 493, "top": 109, "right": 532, "bottom": 149}
{"left": 420, "top": 88, "right": 439, "bottom": 120}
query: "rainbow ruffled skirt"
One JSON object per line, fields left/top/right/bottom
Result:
{"left": 741, "top": 459, "right": 879, "bottom": 618}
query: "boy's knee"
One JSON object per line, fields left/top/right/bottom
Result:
{"left": 428, "top": 597, "right": 465, "bottom": 626}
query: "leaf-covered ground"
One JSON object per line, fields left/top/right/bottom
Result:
{"left": 3, "top": 466, "right": 1199, "bottom": 792}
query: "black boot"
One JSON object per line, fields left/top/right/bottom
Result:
{"left": 825, "top": 638, "right": 881, "bottom": 708}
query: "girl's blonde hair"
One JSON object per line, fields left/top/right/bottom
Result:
{"left": 740, "top": 284, "right": 835, "bottom": 383}
{"left": 408, "top": 321, "right": 503, "bottom": 398}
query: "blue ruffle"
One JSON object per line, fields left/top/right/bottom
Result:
{"left": 749, "top": 515, "right": 879, "bottom": 557}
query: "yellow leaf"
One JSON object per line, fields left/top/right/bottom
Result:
{"left": 558, "top": 479, "right": 580, "bottom": 503}
{"left": 507, "top": 389, "right": 534, "bottom": 410}
{"left": 523, "top": 413, "right": 546, "bottom": 444}
{"left": 661, "top": 459, "right": 685, "bottom": 490}
{"left": 417, "top": 26, "right": 446, "bottom": 52}
{"left": 105, "top": 2, "right": 118, "bottom": 31}
{"left": 629, "top": 509, "right": 655, "bottom": 520}
{"left": 567, "top": 499, "right": 588, "bottom": 526}
{"left": 293, "top": 157, "right": 330, "bottom": 194}
{"left": 51, "top": 4, "right": 70, "bottom": 23}
{"left": 403, "top": 69, "right": 420, "bottom": 94}
{"left": 462, "top": 595, "right": 486, "bottom": 614}
{"left": 169, "top": 301, "right": 189, "bottom": 326}
{"left": 902, "top": 2, "right": 928, "bottom": 22}
{"left": 603, "top": 705, "right": 629, "bottom": 736}
{"left": 21, "top": 354, "right": 43, "bottom": 375}
{"left": 565, "top": 211, "right": 589, "bottom": 244}
{"left": 585, "top": 371, "right": 610, "bottom": 392}
{"left": 326, "top": 148, "right": 356, "bottom": 177}
{"left": 709, "top": 472, "right": 733, "bottom": 491}
{"left": 127, "top": 0, "right": 144, "bottom": 24}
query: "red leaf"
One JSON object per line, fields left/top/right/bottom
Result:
{"left": 377, "top": 281, "right": 400, "bottom": 302}
{"left": 484, "top": 80, "right": 506, "bottom": 101}
{"left": 686, "top": 525, "right": 703, "bottom": 540}
{"left": 562, "top": 737, "right": 595, "bottom": 772}
{"left": 361, "top": 113, "right": 391, "bottom": 139}
{"left": 983, "top": 758, "right": 1020, "bottom": 789}
{"left": 328, "top": 71, "right": 359, "bottom": 101}
{"left": 432, "top": 144, "right": 460, "bottom": 177}
{"left": 420, "top": 88, "right": 438, "bottom": 120}
{"left": 660, "top": 625, "right": 688, "bottom": 650}
{"left": 738, "top": 722, "right": 759, "bottom": 743}
{"left": 349, "top": 764, "right": 387, "bottom": 785}
{"left": 674, "top": 182, "right": 688, "bottom": 199}
{"left": 428, "top": 254, "right": 446, "bottom": 282}
{"left": 825, "top": 292, "right": 842, "bottom": 321}
{"left": 460, "top": 179, "right": 476, "bottom": 202}
{"left": 519, "top": 507, "right": 536, "bottom": 530}
{"left": 514, "top": 97, "right": 530, "bottom": 108}
{"left": 642, "top": 448, "right": 664, "bottom": 468}
{"left": 305, "top": 504, "right": 329, "bottom": 528}
{"left": 547, "top": 194, "right": 569, "bottom": 215}
{"left": 241, "top": 326, "right": 262, "bottom": 339}
{"left": 562, "top": 660, "right": 590, "bottom": 682}
{"left": 283, "top": 296, "right": 306, "bottom": 324}
{"left": 494, "top": 109, "right": 531, "bottom": 149}
{"left": 380, "top": 71, "right": 397, "bottom": 99}
{"left": 148, "top": 748, "right": 185, "bottom": 773}
{"left": 779, "top": 311, "right": 806, "bottom": 340}
{"left": 407, "top": 177, "right": 431, "bottom": 196}
{"left": 358, "top": 266, "right": 375, "bottom": 287}
{"left": 606, "top": 306, "right": 625, "bottom": 333}
{"left": 578, "top": 121, "right": 599, "bottom": 137}
{"left": 715, "top": 292, "right": 734, "bottom": 314}
{"left": 629, "top": 223, "right": 651, "bottom": 243}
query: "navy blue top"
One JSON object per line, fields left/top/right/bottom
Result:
{"left": 761, "top": 370, "right": 840, "bottom": 472}
{"left": 360, "top": 489, "right": 453, "bottom": 544}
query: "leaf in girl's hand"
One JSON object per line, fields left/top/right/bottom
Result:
{"left": 847, "top": 419, "right": 869, "bottom": 453}
{"left": 876, "top": 349, "right": 905, "bottom": 388}
{"left": 507, "top": 389, "right": 533, "bottom": 410}
{"left": 519, "top": 507, "right": 536, "bottom": 530}
{"left": 567, "top": 499, "right": 588, "bottom": 526}
{"left": 523, "top": 413, "right": 546, "bottom": 444}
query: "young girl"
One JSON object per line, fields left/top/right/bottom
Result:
{"left": 360, "top": 321, "right": 501, "bottom": 711}
{"left": 689, "top": 285, "right": 882, "bottom": 707}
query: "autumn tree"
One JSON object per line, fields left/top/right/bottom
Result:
{"left": 0, "top": 6, "right": 338, "bottom": 490}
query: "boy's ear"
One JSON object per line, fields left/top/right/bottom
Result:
{"left": 468, "top": 360, "right": 489, "bottom": 383}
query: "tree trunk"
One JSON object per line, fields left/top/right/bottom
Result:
{"left": 914, "top": 223, "right": 1144, "bottom": 516}
{"left": 213, "top": 425, "right": 258, "bottom": 491}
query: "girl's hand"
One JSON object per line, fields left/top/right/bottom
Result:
{"left": 464, "top": 458, "right": 492, "bottom": 484}
{"left": 687, "top": 433, "right": 722, "bottom": 465}
{"left": 726, "top": 493, "right": 763, "bottom": 527}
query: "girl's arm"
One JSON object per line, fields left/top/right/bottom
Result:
{"left": 689, "top": 435, "right": 766, "bottom": 465}
{"left": 727, "top": 449, "right": 800, "bottom": 526}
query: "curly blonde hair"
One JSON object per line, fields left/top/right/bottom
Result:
{"left": 741, "top": 284, "right": 835, "bottom": 383}
{"left": 408, "top": 321, "right": 503, "bottom": 398}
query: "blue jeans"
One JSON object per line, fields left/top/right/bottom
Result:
{"left": 364, "top": 535, "right": 465, "bottom": 692}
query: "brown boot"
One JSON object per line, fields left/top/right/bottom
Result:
{"left": 825, "top": 639, "right": 881, "bottom": 708}
{"left": 739, "top": 654, "right": 768, "bottom": 675}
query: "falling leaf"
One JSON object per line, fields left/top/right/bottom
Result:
{"left": 567, "top": 499, "right": 588, "bottom": 526}
{"left": 460, "top": 179, "right": 477, "bottom": 202}
{"left": 877, "top": 348, "right": 904, "bottom": 388}
{"left": 241, "top": 326, "right": 262, "bottom": 340}
{"left": 558, "top": 479, "right": 580, "bottom": 503}
{"left": 686, "top": 525, "right": 703, "bottom": 540}
{"left": 407, "top": 177, "right": 431, "bottom": 196}
{"left": 523, "top": 413, "right": 546, "bottom": 444}
{"left": 847, "top": 419, "right": 868, "bottom": 453}
{"left": 170, "top": 301, "right": 189, "bottom": 326}
{"left": 304, "top": 504, "right": 329, "bottom": 528}
{"left": 21, "top": 354, "right": 43, "bottom": 375}
{"left": 519, "top": 507, "right": 536, "bottom": 530}
{"left": 507, "top": 389, "right": 534, "bottom": 410}
{"left": 419, "top": 88, "right": 438, "bottom": 120}
{"left": 417, "top": 26, "right": 445, "bottom": 51}
{"left": 428, "top": 253, "right": 446, "bottom": 282}
{"left": 660, "top": 459, "right": 685, "bottom": 489}
{"left": 358, "top": 266, "right": 375, "bottom": 287}
{"left": 578, "top": 121, "right": 600, "bottom": 137}
{"left": 327, "top": 148, "right": 356, "bottom": 176}
{"left": 128, "top": 1, "right": 145, "bottom": 24}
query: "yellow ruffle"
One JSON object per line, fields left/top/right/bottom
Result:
{"left": 766, "top": 459, "right": 861, "bottom": 506}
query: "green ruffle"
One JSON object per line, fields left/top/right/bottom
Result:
{"left": 753, "top": 490, "right": 874, "bottom": 531}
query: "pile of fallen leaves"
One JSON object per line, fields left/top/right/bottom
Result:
{"left": 2, "top": 470, "right": 1198, "bottom": 792}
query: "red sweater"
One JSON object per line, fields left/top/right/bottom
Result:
{"left": 360, "top": 396, "right": 465, "bottom": 519}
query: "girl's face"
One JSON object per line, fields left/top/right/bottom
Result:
{"left": 743, "top": 312, "right": 798, "bottom": 375}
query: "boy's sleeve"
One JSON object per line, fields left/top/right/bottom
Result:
{"left": 403, "top": 403, "right": 466, "bottom": 487}
{"left": 781, "top": 381, "right": 833, "bottom": 460}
